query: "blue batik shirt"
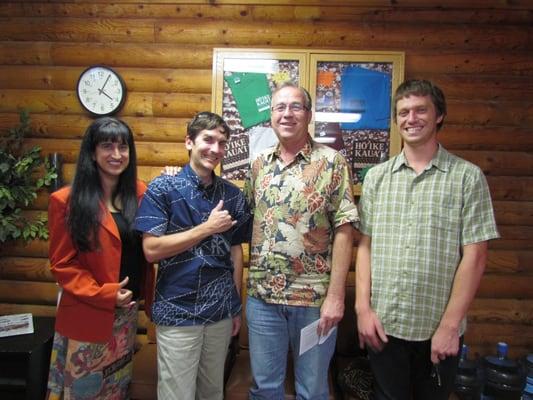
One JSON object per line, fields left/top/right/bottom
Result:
{"left": 135, "top": 164, "right": 252, "bottom": 327}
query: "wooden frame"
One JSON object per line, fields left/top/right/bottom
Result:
{"left": 309, "top": 51, "right": 404, "bottom": 193}
{"left": 212, "top": 48, "right": 404, "bottom": 192}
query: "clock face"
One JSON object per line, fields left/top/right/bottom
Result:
{"left": 76, "top": 66, "right": 126, "bottom": 116}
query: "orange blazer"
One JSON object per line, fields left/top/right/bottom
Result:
{"left": 48, "top": 181, "right": 154, "bottom": 343}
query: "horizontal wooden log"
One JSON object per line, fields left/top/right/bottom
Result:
{"left": 7, "top": 0, "right": 530, "bottom": 8}
{"left": 0, "top": 239, "right": 49, "bottom": 258}
{"left": 0, "top": 90, "right": 211, "bottom": 118}
{"left": 1, "top": 17, "right": 530, "bottom": 51}
{"left": 440, "top": 126, "right": 533, "bottom": 152}
{"left": 0, "top": 279, "right": 150, "bottom": 311}
{"left": 59, "top": 163, "right": 182, "bottom": 185}
{"left": 430, "top": 74, "right": 533, "bottom": 102}
{"left": 2, "top": 41, "right": 531, "bottom": 81}
{"left": 469, "top": 298, "right": 533, "bottom": 325}
{"left": 0, "top": 17, "right": 156, "bottom": 43}
{"left": 488, "top": 177, "right": 533, "bottom": 202}
{"left": 465, "top": 322, "right": 533, "bottom": 345}
{"left": 0, "top": 303, "right": 56, "bottom": 317}
{"left": 489, "top": 239, "right": 533, "bottom": 251}
{"left": 0, "top": 41, "right": 213, "bottom": 69}
{"left": 155, "top": 19, "right": 532, "bottom": 50}
{"left": 23, "top": 138, "right": 189, "bottom": 166}
{"left": 454, "top": 150, "right": 533, "bottom": 176}
{"left": 407, "top": 51, "right": 533, "bottom": 76}
{"left": 445, "top": 100, "right": 532, "bottom": 128}
{"left": 2, "top": 3, "right": 532, "bottom": 24}
{"left": 0, "top": 113, "right": 189, "bottom": 142}
{"left": 478, "top": 273, "right": 533, "bottom": 299}
{"left": 0, "top": 41, "right": 53, "bottom": 65}
{"left": 486, "top": 250, "right": 533, "bottom": 274}
{"left": 464, "top": 322, "right": 533, "bottom": 358}
{"left": 0, "top": 256, "right": 53, "bottom": 281}
{"left": 30, "top": 163, "right": 191, "bottom": 191}
{"left": 0, "top": 66, "right": 211, "bottom": 94}
{"left": 0, "top": 280, "right": 58, "bottom": 305}
{"left": 497, "top": 225, "right": 533, "bottom": 241}
{"left": 493, "top": 201, "right": 533, "bottom": 226}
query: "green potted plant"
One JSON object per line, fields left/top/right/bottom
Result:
{"left": 0, "top": 110, "right": 57, "bottom": 243}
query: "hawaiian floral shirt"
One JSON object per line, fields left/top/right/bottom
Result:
{"left": 244, "top": 139, "right": 359, "bottom": 307}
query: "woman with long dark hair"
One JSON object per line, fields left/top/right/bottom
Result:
{"left": 46, "top": 117, "right": 153, "bottom": 399}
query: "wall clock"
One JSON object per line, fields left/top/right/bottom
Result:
{"left": 76, "top": 65, "right": 127, "bottom": 116}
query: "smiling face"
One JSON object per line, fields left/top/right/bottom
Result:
{"left": 395, "top": 94, "right": 444, "bottom": 148}
{"left": 185, "top": 127, "right": 227, "bottom": 183}
{"left": 270, "top": 86, "right": 312, "bottom": 149}
{"left": 93, "top": 140, "right": 130, "bottom": 181}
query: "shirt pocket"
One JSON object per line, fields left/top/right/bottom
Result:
{"left": 422, "top": 195, "right": 462, "bottom": 234}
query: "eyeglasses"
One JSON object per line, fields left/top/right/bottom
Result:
{"left": 271, "top": 102, "right": 309, "bottom": 113}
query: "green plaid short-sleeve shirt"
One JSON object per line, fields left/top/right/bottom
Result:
{"left": 244, "top": 140, "right": 359, "bottom": 307}
{"left": 358, "top": 145, "right": 499, "bottom": 340}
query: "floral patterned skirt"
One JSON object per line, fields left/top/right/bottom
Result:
{"left": 47, "top": 304, "right": 138, "bottom": 400}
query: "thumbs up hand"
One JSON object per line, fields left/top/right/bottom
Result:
{"left": 116, "top": 276, "right": 135, "bottom": 308}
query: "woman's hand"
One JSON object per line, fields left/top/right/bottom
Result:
{"left": 116, "top": 276, "right": 135, "bottom": 308}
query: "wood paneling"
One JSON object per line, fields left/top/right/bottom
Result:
{"left": 0, "top": 66, "right": 211, "bottom": 93}
{"left": 0, "top": 89, "right": 211, "bottom": 117}
{"left": 1, "top": 3, "right": 532, "bottom": 24}
{"left": 0, "top": 280, "right": 58, "bottom": 305}
{"left": 0, "top": 0, "right": 531, "bottom": 359}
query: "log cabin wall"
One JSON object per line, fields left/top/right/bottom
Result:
{"left": 0, "top": 1, "right": 531, "bottom": 358}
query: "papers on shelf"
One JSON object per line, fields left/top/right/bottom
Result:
{"left": 0, "top": 313, "right": 34, "bottom": 338}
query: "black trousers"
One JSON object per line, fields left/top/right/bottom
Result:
{"left": 367, "top": 335, "right": 463, "bottom": 400}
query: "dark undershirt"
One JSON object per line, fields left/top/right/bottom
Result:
{"left": 111, "top": 212, "right": 143, "bottom": 300}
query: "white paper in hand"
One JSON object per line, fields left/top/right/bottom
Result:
{"left": 299, "top": 319, "right": 337, "bottom": 356}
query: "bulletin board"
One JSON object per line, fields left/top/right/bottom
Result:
{"left": 212, "top": 48, "right": 404, "bottom": 192}
{"left": 212, "top": 49, "right": 308, "bottom": 182}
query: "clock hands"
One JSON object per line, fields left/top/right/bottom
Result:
{"left": 98, "top": 74, "right": 111, "bottom": 95}
{"left": 101, "top": 91, "right": 113, "bottom": 100}
{"left": 97, "top": 74, "right": 114, "bottom": 101}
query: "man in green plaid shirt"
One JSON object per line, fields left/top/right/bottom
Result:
{"left": 356, "top": 79, "right": 499, "bottom": 400}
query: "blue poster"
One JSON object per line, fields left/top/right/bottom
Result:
{"left": 340, "top": 66, "right": 391, "bottom": 130}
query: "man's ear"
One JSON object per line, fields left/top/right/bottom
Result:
{"left": 185, "top": 135, "right": 193, "bottom": 151}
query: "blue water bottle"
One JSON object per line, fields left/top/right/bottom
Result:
{"left": 480, "top": 342, "right": 525, "bottom": 400}
{"left": 523, "top": 354, "right": 533, "bottom": 400}
{"left": 454, "top": 344, "right": 481, "bottom": 400}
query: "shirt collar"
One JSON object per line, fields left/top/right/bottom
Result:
{"left": 266, "top": 137, "right": 314, "bottom": 163}
{"left": 183, "top": 164, "right": 219, "bottom": 190}
{"left": 392, "top": 144, "right": 450, "bottom": 173}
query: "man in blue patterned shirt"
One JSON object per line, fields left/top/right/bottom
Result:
{"left": 135, "top": 112, "right": 251, "bottom": 400}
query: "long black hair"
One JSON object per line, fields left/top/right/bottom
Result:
{"left": 67, "top": 117, "right": 138, "bottom": 252}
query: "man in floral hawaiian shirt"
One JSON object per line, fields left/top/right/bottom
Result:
{"left": 244, "top": 82, "right": 359, "bottom": 399}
